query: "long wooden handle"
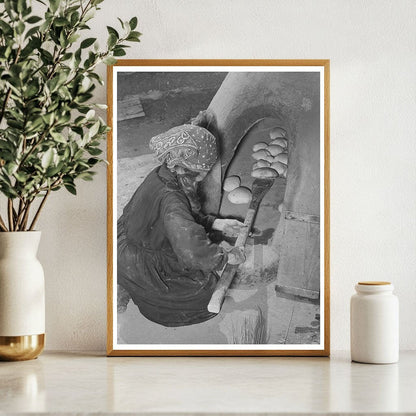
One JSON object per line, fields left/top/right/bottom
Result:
{"left": 207, "top": 208, "right": 256, "bottom": 314}
{"left": 207, "top": 263, "right": 238, "bottom": 313}
{"left": 235, "top": 208, "right": 255, "bottom": 247}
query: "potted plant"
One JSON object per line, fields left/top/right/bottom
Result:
{"left": 0, "top": 0, "right": 140, "bottom": 360}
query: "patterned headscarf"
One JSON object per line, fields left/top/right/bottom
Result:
{"left": 149, "top": 124, "right": 218, "bottom": 171}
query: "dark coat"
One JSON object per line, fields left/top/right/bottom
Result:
{"left": 117, "top": 164, "right": 226, "bottom": 327}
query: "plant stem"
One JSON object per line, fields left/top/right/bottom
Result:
{"left": 0, "top": 214, "right": 8, "bottom": 232}
{"left": 7, "top": 199, "right": 14, "bottom": 231}
{"left": 14, "top": 199, "right": 27, "bottom": 231}
{"left": 20, "top": 200, "right": 33, "bottom": 231}
{"left": 14, "top": 199, "right": 23, "bottom": 229}
{"left": 29, "top": 190, "right": 50, "bottom": 231}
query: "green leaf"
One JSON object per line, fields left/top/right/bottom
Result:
{"left": 0, "top": 183, "right": 18, "bottom": 198}
{"left": 88, "top": 120, "right": 100, "bottom": 137}
{"left": 87, "top": 157, "right": 100, "bottom": 166}
{"left": 49, "top": 0, "right": 60, "bottom": 13}
{"left": 41, "top": 148, "right": 54, "bottom": 169}
{"left": 85, "top": 109, "right": 95, "bottom": 120}
{"left": 103, "top": 56, "right": 117, "bottom": 65}
{"left": 17, "top": 0, "right": 26, "bottom": 13}
{"left": 127, "top": 30, "right": 141, "bottom": 41}
{"left": 68, "top": 33, "right": 80, "bottom": 44}
{"left": 4, "top": 1, "right": 16, "bottom": 19}
{"left": 48, "top": 76, "right": 60, "bottom": 92}
{"left": 76, "top": 93, "right": 93, "bottom": 103}
{"left": 126, "top": 35, "right": 141, "bottom": 42}
{"left": 64, "top": 183, "right": 76, "bottom": 195}
{"left": 5, "top": 162, "right": 18, "bottom": 176}
{"left": 117, "top": 17, "right": 125, "bottom": 29}
{"left": 45, "top": 164, "right": 63, "bottom": 177}
{"left": 16, "top": 21, "right": 25, "bottom": 35}
{"left": 78, "top": 171, "right": 95, "bottom": 181}
{"left": 87, "top": 147, "right": 102, "bottom": 156}
{"left": 113, "top": 47, "right": 126, "bottom": 57}
{"left": 25, "top": 117, "right": 44, "bottom": 133}
{"left": 83, "top": 9, "right": 95, "bottom": 23}
{"left": 63, "top": 146, "right": 70, "bottom": 160}
{"left": 50, "top": 131, "right": 67, "bottom": 143}
{"left": 14, "top": 171, "right": 28, "bottom": 183}
{"left": 80, "top": 37, "right": 96, "bottom": 49}
{"left": 0, "top": 20, "right": 13, "bottom": 35}
{"left": 24, "top": 25, "right": 39, "bottom": 39}
{"left": 70, "top": 11, "right": 80, "bottom": 26}
{"left": 129, "top": 17, "right": 138, "bottom": 30}
{"left": 22, "top": 5, "right": 32, "bottom": 17}
{"left": 106, "top": 26, "right": 119, "bottom": 39}
{"left": 24, "top": 83, "right": 39, "bottom": 98}
{"left": 42, "top": 112, "right": 54, "bottom": 125}
{"left": 107, "top": 33, "right": 117, "bottom": 49}
{"left": 26, "top": 15, "right": 42, "bottom": 24}
{"left": 61, "top": 52, "right": 72, "bottom": 61}
{"left": 54, "top": 17, "right": 69, "bottom": 27}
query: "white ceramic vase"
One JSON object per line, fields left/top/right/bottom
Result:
{"left": 0, "top": 231, "right": 45, "bottom": 360}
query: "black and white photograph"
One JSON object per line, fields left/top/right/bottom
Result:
{"left": 108, "top": 61, "right": 329, "bottom": 355}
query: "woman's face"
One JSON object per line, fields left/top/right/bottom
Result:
{"left": 175, "top": 166, "right": 209, "bottom": 183}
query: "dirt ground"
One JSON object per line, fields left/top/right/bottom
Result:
{"left": 117, "top": 72, "right": 226, "bottom": 159}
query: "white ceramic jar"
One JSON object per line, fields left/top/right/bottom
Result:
{"left": 350, "top": 281, "right": 399, "bottom": 364}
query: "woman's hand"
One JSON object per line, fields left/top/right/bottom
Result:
{"left": 227, "top": 247, "right": 246, "bottom": 265}
{"left": 219, "top": 241, "right": 245, "bottom": 265}
{"left": 212, "top": 218, "right": 246, "bottom": 237}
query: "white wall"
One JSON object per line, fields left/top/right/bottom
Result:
{"left": 38, "top": 0, "right": 416, "bottom": 351}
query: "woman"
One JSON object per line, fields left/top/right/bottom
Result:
{"left": 117, "top": 124, "right": 245, "bottom": 327}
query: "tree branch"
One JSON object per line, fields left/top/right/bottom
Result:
{"left": 20, "top": 200, "right": 33, "bottom": 231}
{"left": 0, "top": 213, "right": 8, "bottom": 232}
{"left": 14, "top": 199, "right": 26, "bottom": 231}
{"left": 29, "top": 189, "right": 50, "bottom": 231}
{"left": 7, "top": 199, "right": 14, "bottom": 231}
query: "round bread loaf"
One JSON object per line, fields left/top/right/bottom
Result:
{"left": 223, "top": 175, "right": 241, "bottom": 192}
{"left": 267, "top": 144, "right": 285, "bottom": 156}
{"left": 227, "top": 186, "right": 252, "bottom": 204}
{"left": 269, "top": 127, "right": 286, "bottom": 139}
{"left": 275, "top": 153, "right": 288, "bottom": 164}
{"left": 251, "top": 167, "right": 279, "bottom": 179}
{"left": 252, "top": 149, "right": 271, "bottom": 160}
{"left": 270, "top": 161, "right": 287, "bottom": 175}
{"left": 252, "top": 159, "right": 271, "bottom": 170}
{"left": 270, "top": 138, "right": 288, "bottom": 148}
{"left": 252, "top": 142, "right": 268, "bottom": 152}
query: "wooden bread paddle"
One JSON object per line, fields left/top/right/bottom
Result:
{"left": 207, "top": 177, "right": 275, "bottom": 313}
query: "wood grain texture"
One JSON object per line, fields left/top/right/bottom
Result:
{"left": 106, "top": 59, "right": 330, "bottom": 357}
{"left": 117, "top": 94, "right": 145, "bottom": 121}
{"left": 106, "top": 64, "right": 114, "bottom": 356}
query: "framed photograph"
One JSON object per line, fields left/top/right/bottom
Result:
{"left": 107, "top": 60, "right": 330, "bottom": 356}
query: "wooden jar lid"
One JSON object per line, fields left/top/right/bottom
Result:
{"left": 358, "top": 281, "right": 391, "bottom": 285}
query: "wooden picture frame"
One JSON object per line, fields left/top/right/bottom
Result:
{"left": 107, "top": 60, "right": 330, "bottom": 356}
